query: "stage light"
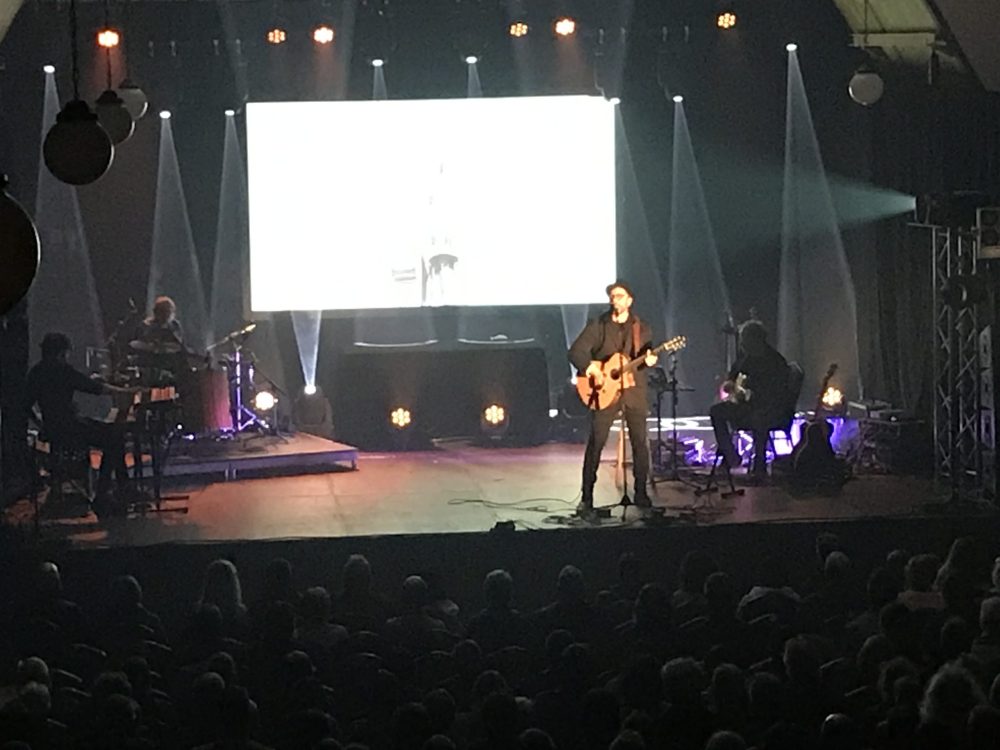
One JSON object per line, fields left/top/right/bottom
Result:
{"left": 159, "top": 110, "right": 171, "bottom": 119}
{"left": 509, "top": 21, "right": 529, "bottom": 38}
{"left": 465, "top": 55, "right": 478, "bottom": 65}
{"left": 554, "top": 17, "right": 577, "bottom": 37}
{"left": 609, "top": 97, "right": 621, "bottom": 105}
{"left": 266, "top": 27, "right": 287, "bottom": 45}
{"left": 254, "top": 391, "right": 277, "bottom": 411}
{"left": 97, "top": 28, "right": 120, "bottom": 48}
{"left": 390, "top": 407, "right": 412, "bottom": 429}
{"left": 117, "top": 79, "right": 149, "bottom": 120}
{"left": 849, "top": 66, "right": 884, "bottom": 106}
{"left": 304, "top": 383, "right": 317, "bottom": 396}
{"left": 822, "top": 387, "right": 844, "bottom": 409}
{"left": 717, "top": 12, "right": 737, "bottom": 30}
{"left": 786, "top": 42, "right": 798, "bottom": 52}
{"left": 43, "top": 64, "right": 55, "bottom": 74}
{"left": 672, "top": 94, "right": 684, "bottom": 103}
{"left": 483, "top": 404, "right": 506, "bottom": 426}
{"left": 225, "top": 109, "right": 235, "bottom": 117}
{"left": 313, "top": 25, "right": 335, "bottom": 45}
{"left": 372, "top": 58, "right": 384, "bottom": 67}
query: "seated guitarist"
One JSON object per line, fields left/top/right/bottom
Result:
{"left": 710, "top": 320, "right": 790, "bottom": 475}
{"left": 568, "top": 281, "right": 658, "bottom": 516}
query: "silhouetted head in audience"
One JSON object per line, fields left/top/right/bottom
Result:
{"left": 391, "top": 702, "right": 432, "bottom": 750}
{"left": 283, "top": 649, "right": 315, "bottom": 685}
{"left": 16, "top": 657, "right": 50, "bottom": 688}
{"left": 98, "top": 693, "right": 140, "bottom": 737}
{"left": 472, "top": 670, "right": 509, "bottom": 704}
{"left": 633, "top": 583, "right": 671, "bottom": 628}
{"left": 544, "top": 629, "right": 574, "bottom": 666}
{"left": 783, "top": 636, "right": 821, "bottom": 687}
{"left": 940, "top": 616, "right": 975, "bottom": 661}
{"left": 905, "top": 554, "right": 941, "bottom": 592}
{"left": 343, "top": 554, "right": 373, "bottom": 597}
{"left": 37, "top": 561, "right": 63, "bottom": 600}
{"left": 286, "top": 709, "right": 338, "bottom": 749}
{"left": 979, "top": 597, "right": 1000, "bottom": 636}
{"left": 556, "top": 565, "right": 586, "bottom": 604}
{"left": 483, "top": 569, "right": 514, "bottom": 610}
{"left": 519, "top": 727, "right": 557, "bottom": 750}
{"left": 401, "top": 575, "right": 430, "bottom": 613}
{"left": 609, "top": 729, "right": 647, "bottom": 750}
{"left": 198, "top": 559, "right": 244, "bottom": 618}
{"left": 302, "top": 586, "right": 333, "bottom": 623}
{"left": 92, "top": 671, "right": 133, "bottom": 704}
{"left": 423, "top": 688, "right": 456, "bottom": 735}
{"left": 110, "top": 574, "right": 144, "bottom": 613}
{"left": 19, "top": 681, "right": 51, "bottom": 719}
{"left": 815, "top": 532, "right": 841, "bottom": 568}
{"left": 990, "top": 673, "right": 1000, "bottom": 708}
{"left": 677, "top": 550, "right": 718, "bottom": 595}
{"left": 968, "top": 705, "right": 1000, "bottom": 750}
{"left": 706, "top": 730, "right": 747, "bottom": 750}
{"left": 877, "top": 656, "right": 919, "bottom": 706}
{"left": 123, "top": 656, "right": 152, "bottom": 697}
{"left": 857, "top": 634, "right": 891, "bottom": 686}
{"left": 936, "top": 536, "right": 982, "bottom": 594}
{"left": 557, "top": 643, "right": 596, "bottom": 694}
{"left": 660, "top": 657, "right": 705, "bottom": 707}
{"left": 219, "top": 686, "right": 259, "bottom": 741}
{"left": 207, "top": 651, "right": 237, "bottom": 686}
{"left": 921, "top": 663, "right": 986, "bottom": 733}
{"left": 422, "top": 736, "right": 455, "bottom": 750}
{"left": 820, "top": 713, "right": 859, "bottom": 750}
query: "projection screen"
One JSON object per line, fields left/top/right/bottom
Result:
{"left": 246, "top": 95, "right": 617, "bottom": 311}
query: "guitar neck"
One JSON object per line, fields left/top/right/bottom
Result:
{"left": 619, "top": 342, "right": 668, "bottom": 375}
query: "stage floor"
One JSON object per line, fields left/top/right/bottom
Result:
{"left": 10, "top": 439, "right": 951, "bottom": 550}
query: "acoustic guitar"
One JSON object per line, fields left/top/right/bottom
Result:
{"left": 576, "top": 336, "right": 687, "bottom": 411}
{"left": 791, "top": 363, "right": 842, "bottom": 484}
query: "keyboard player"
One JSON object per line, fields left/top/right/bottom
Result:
{"left": 25, "top": 333, "right": 140, "bottom": 509}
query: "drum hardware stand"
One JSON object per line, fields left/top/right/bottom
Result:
{"left": 126, "top": 403, "right": 188, "bottom": 515}
{"left": 209, "top": 324, "right": 270, "bottom": 435}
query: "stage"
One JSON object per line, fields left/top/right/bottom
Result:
{"left": 6, "top": 434, "right": 963, "bottom": 551}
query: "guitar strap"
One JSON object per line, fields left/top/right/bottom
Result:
{"left": 631, "top": 316, "right": 641, "bottom": 358}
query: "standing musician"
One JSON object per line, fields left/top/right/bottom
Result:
{"left": 709, "top": 320, "right": 789, "bottom": 475}
{"left": 569, "top": 281, "right": 659, "bottom": 516}
{"left": 25, "top": 333, "right": 139, "bottom": 507}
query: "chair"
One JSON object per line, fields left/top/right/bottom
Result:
{"left": 28, "top": 421, "right": 93, "bottom": 506}
{"left": 746, "top": 362, "right": 804, "bottom": 474}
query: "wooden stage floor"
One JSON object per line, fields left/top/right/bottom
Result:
{"left": 8, "top": 440, "right": 960, "bottom": 550}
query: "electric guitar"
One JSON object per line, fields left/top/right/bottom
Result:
{"left": 791, "top": 363, "right": 842, "bottom": 483}
{"left": 576, "top": 336, "right": 687, "bottom": 411}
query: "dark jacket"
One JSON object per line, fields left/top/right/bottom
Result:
{"left": 568, "top": 313, "right": 654, "bottom": 388}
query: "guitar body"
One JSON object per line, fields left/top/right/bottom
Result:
{"left": 575, "top": 335, "right": 687, "bottom": 411}
{"left": 576, "top": 353, "right": 632, "bottom": 411}
{"left": 791, "top": 363, "right": 844, "bottom": 487}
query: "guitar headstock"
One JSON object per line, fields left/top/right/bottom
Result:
{"left": 660, "top": 335, "right": 687, "bottom": 354}
{"left": 821, "top": 363, "right": 838, "bottom": 388}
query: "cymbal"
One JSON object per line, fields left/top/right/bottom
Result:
{"left": 129, "top": 339, "right": 182, "bottom": 354}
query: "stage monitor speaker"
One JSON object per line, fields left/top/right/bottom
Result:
{"left": 978, "top": 207, "right": 1000, "bottom": 260}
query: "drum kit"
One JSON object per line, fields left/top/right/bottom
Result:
{"left": 102, "top": 319, "right": 275, "bottom": 437}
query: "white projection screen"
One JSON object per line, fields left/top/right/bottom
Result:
{"left": 246, "top": 96, "right": 616, "bottom": 311}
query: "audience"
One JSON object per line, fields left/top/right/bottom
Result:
{"left": 5, "top": 533, "right": 1000, "bottom": 749}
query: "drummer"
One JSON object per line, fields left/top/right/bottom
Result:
{"left": 135, "top": 296, "right": 183, "bottom": 350}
